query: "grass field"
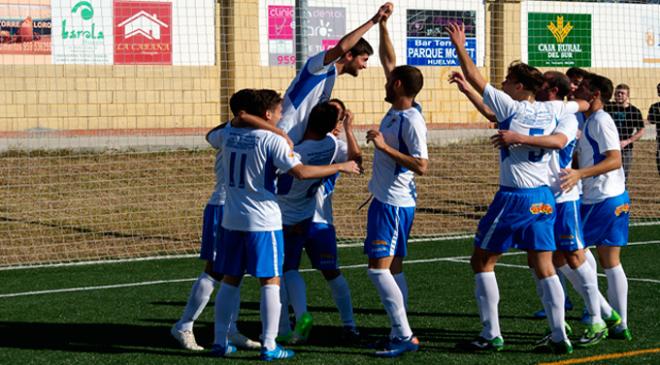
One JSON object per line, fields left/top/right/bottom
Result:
{"left": 1, "top": 225, "right": 659, "bottom": 365}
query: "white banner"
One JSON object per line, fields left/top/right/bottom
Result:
{"left": 52, "top": 0, "right": 114, "bottom": 64}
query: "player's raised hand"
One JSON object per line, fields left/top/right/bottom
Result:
{"left": 446, "top": 22, "right": 466, "bottom": 48}
{"left": 366, "top": 129, "right": 387, "bottom": 150}
{"left": 338, "top": 160, "right": 361, "bottom": 175}
{"left": 372, "top": 2, "right": 394, "bottom": 24}
{"left": 448, "top": 71, "right": 470, "bottom": 93}
{"left": 343, "top": 109, "right": 354, "bottom": 129}
{"left": 560, "top": 168, "right": 582, "bottom": 192}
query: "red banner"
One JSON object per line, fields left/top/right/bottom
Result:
{"left": 113, "top": 0, "right": 172, "bottom": 65}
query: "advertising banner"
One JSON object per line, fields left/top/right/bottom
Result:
{"left": 527, "top": 12, "right": 591, "bottom": 67}
{"left": 0, "top": 3, "right": 51, "bottom": 55}
{"left": 406, "top": 9, "right": 477, "bottom": 67}
{"left": 113, "top": 0, "right": 172, "bottom": 65}
{"left": 52, "top": 0, "right": 113, "bottom": 64}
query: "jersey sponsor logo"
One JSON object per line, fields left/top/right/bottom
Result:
{"left": 529, "top": 203, "right": 553, "bottom": 215}
{"left": 614, "top": 203, "right": 630, "bottom": 217}
{"left": 370, "top": 240, "right": 388, "bottom": 246}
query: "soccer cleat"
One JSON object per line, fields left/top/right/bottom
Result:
{"left": 170, "top": 325, "right": 204, "bottom": 351}
{"left": 580, "top": 308, "right": 591, "bottom": 325}
{"left": 229, "top": 332, "right": 261, "bottom": 350}
{"left": 457, "top": 336, "right": 504, "bottom": 352}
{"left": 577, "top": 322, "right": 608, "bottom": 347}
{"left": 610, "top": 327, "right": 633, "bottom": 341}
{"left": 534, "top": 323, "right": 573, "bottom": 347}
{"left": 341, "top": 326, "right": 362, "bottom": 343}
{"left": 604, "top": 310, "right": 622, "bottom": 331}
{"left": 210, "top": 343, "right": 237, "bottom": 357}
{"left": 534, "top": 338, "right": 573, "bottom": 354}
{"left": 374, "top": 336, "right": 420, "bottom": 358}
{"left": 278, "top": 312, "right": 313, "bottom": 344}
{"left": 260, "top": 344, "right": 295, "bottom": 361}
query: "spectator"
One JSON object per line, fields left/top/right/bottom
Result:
{"left": 648, "top": 82, "right": 660, "bottom": 176}
{"left": 604, "top": 84, "right": 645, "bottom": 178}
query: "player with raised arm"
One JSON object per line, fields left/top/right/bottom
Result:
{"left": 170, "top": 89, "right": 289, "bottom": 352}
{"left": 276, "top": 101, "right": 362, "bottom": 344}
{"left": 561, "top": 73, "right": 632, "bottom": 342}
{"left": 493, "top": 72, "right": 620, "bottom": 347}
{"left": 448, "top": 22, "right": 585, "bottom": 354}
{"left": 278, "top": 3, "right": 393, "bottom": 144}
{"left": 208, "top": 90, "right": 359, "bottom": 360}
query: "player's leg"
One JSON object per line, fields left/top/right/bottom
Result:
{"left": 171, "top": 204, "right": 222, "bottom": 351}
{"left": 278, "top": 222, "right": 309, "bottom": 343}
{"left": 598, "top": 245, "right": 630, "bottom": 340}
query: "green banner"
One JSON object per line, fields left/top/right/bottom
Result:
{"left": 528, "top": 13, "right": 591, "bottom": 67}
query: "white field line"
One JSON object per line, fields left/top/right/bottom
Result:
{"left": 1, "top": 240, "right": 658, "bottom": 299}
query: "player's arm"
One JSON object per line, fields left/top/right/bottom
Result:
{"left": 492, "top": 130, "right": 568, "bottom": 150}
{"left": 342, "top": 110, "right": 363, "bottom": 168}
{"left": 366, "top": 129, "right": 428, "bottom": 176}
{"left": 621, "top": 109, "right": 646, "bottom": 148}
{"left": 449, "top": 71, "right": 496, "bottom": 123}
{"left": 205, "top": 122, "right": 227, "bottom": 144}
{"left": 446, "top": 22, "right": 487, "bottom": 95}
{"left": 560, "top": 150, "right": 622, "bottom": 192}
{"left": 378, "top": 8, "right": 395, "bottom": 79}
{"left": 288, "top": 161, "right": 360, "bottom": 180}
{"left": 232, "top": 111, "right": 293, "bottom": 148}
{"left": 323, "top": 3, "right": 393, "bottom": 65}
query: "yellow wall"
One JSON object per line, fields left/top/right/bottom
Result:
{"left": 1, "top": 0, "right": 658, "bottom": 133}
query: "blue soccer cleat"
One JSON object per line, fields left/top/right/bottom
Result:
{"left": 374, "top": 336, "right": 419, "bottom": 358}
{"left": 210, "top": 343, "right": 237, "bottom": 357}
{"left": 261, "top": 344, "right": 295, "bottom": 361}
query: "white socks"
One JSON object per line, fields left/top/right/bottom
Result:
{"left": 228, "top": 290, "right": 241, "bottom": 336}
{"left": 283, "top": 270, "right": 307, "bottom": 321}
{"left": 583, "top": 249, "right": 614, "bottom": 318}
{"left": 558, "top": 263, "right": 603, "bottom": 325}
{"left": 176, "top": 272, "right": 216, "bottom": 332}
{"left": 605, "top": 264, "right": 628, "bottom": 330}
{"left": 393, "top": 272, "right": 409, "bottom": 309}
{"left": 539, "top": 275, "right": 567, "bottom": 342}
{"left": 261, "top": 285, "right": 282, "bottom": 351}
{"left": 368, "top": 268, "right": 412, "bottom": 339}
{"left": 328, "top": 275, "right": 355, "bottom": 327}
{"left": 475, "top": 272, "right": 501, "bottom": 340}
{"left": 213, "top": 283, "right": 240, "bottom": 346}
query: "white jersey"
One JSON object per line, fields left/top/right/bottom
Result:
{"left": 277, "top": 135, "right": 347, "bottom": 225}
{"left": 312, "top": 139, "right": 348, "bottom": 225}
{"left": 207, "top": 123, "right": 230, "bottom": 206}
{"left": 483, "top": 84, "right": 579, "bottom": 189}
{"left": 549, "top": 113, "right": 579, "bottom": 203}
{"left": 277, "top": 51, "right": 338, "bottom": 144}
{"left": 368, "top": 106, "right": 428, "bottom": 207}
{"left": 576, "top": 109, "right": 626, "bottom": 204}
{"left": 207, "top": 126, "right": 302, "bottom": 231}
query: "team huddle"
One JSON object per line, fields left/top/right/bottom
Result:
{"left": 169, "top": 3, "right": 632, "bottom": 360}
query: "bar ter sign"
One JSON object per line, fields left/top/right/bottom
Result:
{"left": 528, "top": 13, "right": 591, "bottom": 67}
{"left": 114, "top": 0, "right": 172, "bottom": 65}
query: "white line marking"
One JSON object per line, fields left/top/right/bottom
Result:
{"left": 1, "top": 240, "right": 658, "bottom": 299}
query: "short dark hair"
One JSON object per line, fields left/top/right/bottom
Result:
{"left": 566, "top": 67, "right": 589, "bottom": 80}
{"left": 348, "top": 38, "right": 373, "bottom": 57}
{"left": 307, "top": 102, "right": 339, "bottom": 136}
{"left": 544, "top": 71, "right": 571, "bottom": 99}
{"left": 229, "top": 89, "right": 259, "bottom": 116}
{"left": 390, "top": 65, "right": 424, "bottom": 98}
{"left": 583, "top": 73, "right": 614, "bottom": 103}
{"left": 615, "top": 83, "right": 630, "bottom": 92}
{"left": 507, "top": 61, "right": 544, "bottom": 94}
{"left": 256, "top": 89, "right": 283, "bottom": 116}
{"left": 328, "top": 98, "right": 346, "bottom": 112}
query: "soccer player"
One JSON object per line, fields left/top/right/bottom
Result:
{"left": 276, "top": 100, "right": 362, "bottom": 343}
{"left": 363, "top": 63, "right": 427, "bottom": 358}
{"left": 494, "top": 72, "right": 621, "bottom": 347}
{"left": 208, "top": 90, "right": 360, "bottom": 360}
{"left": 170, "top": 89, "right": 289, "bottom": 351}
{"left": 561, "top": 73, "right": 632, "bottom": 341}
{"left": 277, "top": 3, "right": 393, "bottom": 144}
{"left": 448, "top": 22, "right": 583, "bottom": 354}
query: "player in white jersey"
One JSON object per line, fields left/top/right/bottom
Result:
{"left": 560, "top": 73, "right": 632, "bottom": 341}
{"left": 208, "top": 90, "right": 360, "bottom": 360}
{"left": 494, "top": 72, "right": 620, "bottom": 347}
{"left": 277, "top": 3, "right": 393, "bottom": 144}
{"left": 276, "top": 101, "right": 362, "bottom": 344}
{"left": 448, "top": 22, "right": 583, "bottom": 354}
{"left": 170, "top": 89, "right": 290, "bottom": 351}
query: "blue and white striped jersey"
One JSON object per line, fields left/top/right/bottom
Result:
{"left": 368, "top": 106, "right": 428, "bottom": 208}
{"left": 277, "top": 51, "right": 338, "bottom": 144}
{"left": 549, "top": 113, "right": 579, "bottom": 203}
{"left": 207, "top": 126, "right": 301, "bottom": 231}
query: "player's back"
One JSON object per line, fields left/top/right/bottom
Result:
{"left": 278, "top": 51, "right": 337, "bottom": 144}
{"left": 210, "top": 126, "right": 301, "bottom": 232}
{"left": 277, "top": 134, "right": 344, "bottom": 225}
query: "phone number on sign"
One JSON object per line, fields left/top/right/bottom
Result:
{"left": 277, "top": 55, "right": 296, "bottom": 65}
